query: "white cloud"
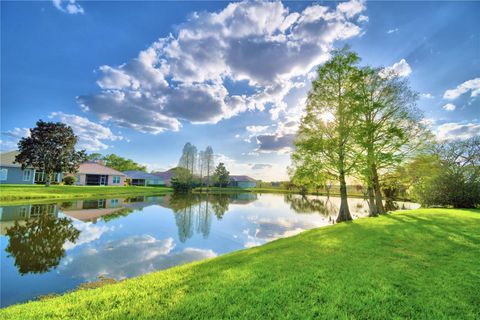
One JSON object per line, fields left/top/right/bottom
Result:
{"left": 49, "top": 112, "right": 124, "bottom": 151}
{"left": 52, "top": 0, "right": 84, "bottom": 14}
{"left": 387, "top": 28, "right": 399, "bottom": 34}
{"left": 436, "top": 122, "right": 480, "bottom": 141}
{"left": 380, "top": 59, "right": 412, "bottom": 78}
{"left": 442, "top": 103, "right": 456, "bottom": 111}
{"left": 420, "top": 93, "right": 434, "bottom": 99}
{"left": 64, "top": 222, "right": 111, "bottom": 250}
{"left": 443, "top": 78, "right": 480, "bottom": 100}
{"left": 78, "top": 0, "right": 367, "bottom": 134}
{"left": 1, "top": 128, "right": 31, "bottom": 151}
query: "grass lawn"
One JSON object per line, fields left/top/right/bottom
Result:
{"left": 1, "top": 208, "right": 479, "bottom": 319}
{"left": 0, "top": 185, "right": 172, "bottom": 205}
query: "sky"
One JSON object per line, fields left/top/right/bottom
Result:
{"left": 1, "top": 0, "right": 479, "bottom": 181}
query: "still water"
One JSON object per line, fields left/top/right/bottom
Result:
{"left": 0, "top": 193, "right": 418, "bottom": 307}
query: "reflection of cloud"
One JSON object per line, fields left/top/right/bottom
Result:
{"left": 61, "top": 235, "right": 216, "bottom": 280}
{"left": 64, "top": 222, "right": 111, "bottom": 250}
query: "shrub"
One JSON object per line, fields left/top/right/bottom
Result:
{"left": 63, "top": 176, "right": 76, "bottom": 185}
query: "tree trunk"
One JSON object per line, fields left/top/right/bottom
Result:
{"left": 336, "top": 171, "right": 352, "bottom": 222}
{"left": 367, "top": 183, "right": 378, "bottom": 217}
{"left": 372, "top": 166, "right": 385, "bottom": 214}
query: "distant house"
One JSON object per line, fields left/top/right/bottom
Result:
{"left": 69, "top": 161, "right": 126, "bottom": 186}
{"left": 123, "top": 171, "right": 165, "bottom": 186}
{"left": 151, "top": 168, "right": 177, "bottom": 187}
{"left": 0, "top": 151, "right": 62, "bottom": 185}
{"left": 229, "top": 175, "right": 257, "bottom": 188}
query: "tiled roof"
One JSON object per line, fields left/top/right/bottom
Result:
{"left": 123, "top": 171, "right": 160, "bottom": 179}
{"left": 78, "top": 162, "right": 126, "bottom": 176}
{"left": 229, "top": 175, "right": 256, "bottom": 182}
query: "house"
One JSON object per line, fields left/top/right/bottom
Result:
{"left": 229, "top": 175, "right": 257, "bottom": 188}
{"left": 69, "top": 161, "right": 126, "bottom": 186}
{"left": 151, "top": 168, "right": 177, "bottom": 187}
{"left": 0, "top": 151, "right": 62, "bottom": 185}
{"left": 123, "top": 171, "right": 165, "bottom": 186}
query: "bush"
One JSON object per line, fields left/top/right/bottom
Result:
{"left": 63, "top": 176, "right": 76, "bottom": 185}
{"left": 170, "top": 167, "right": 194, "bottom": 193}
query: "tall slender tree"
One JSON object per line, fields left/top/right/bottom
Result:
{"left": 293, "top": 47, "right": 361, "bottom": 222}
{"left": 204, "top": 146, "right": 215, "bottom": 187}
{"left": 353, "top": 66, "right": 421, "bottom": 215}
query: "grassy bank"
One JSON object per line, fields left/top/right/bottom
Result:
{"left": 1, "top": 208, "right": 479, "bottom": 319}
{"left": 0, "top": 185, "right": 172, "bottom": 205}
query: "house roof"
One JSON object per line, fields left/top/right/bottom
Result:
{"left": 229, "top": 175, "right": 256, "bottom": 182}
{"left": 0, "top": 151, "right": 22, "bottom": 168}
{"left": 151, "top": 168, "right": 176, "bottom": 180}
{"left": 78, "top": 162, "right": 126, "bottom": 176}
{"left": 123, "top": 170, "right": 160, "bottom": 180}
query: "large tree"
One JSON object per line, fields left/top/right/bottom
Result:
{"left": 102, "top": 154, "right": 147, "bottom": 172}
{"left": 178, "top": 143, "right": 198, "bottom": 174}
{"left": 353, "top": 66, "right": 421, "bottom": 216}
{"left": 203, "top": 146, "right": 215, "bottom": 187}
{"left": 213, "top": 162, "right": 230, "bottom": 187}
{"left": 293, "top": 48, "right": 360, "bottom": 222}
{"left": 15, "top": 120, "right": 86, "bottom": 186}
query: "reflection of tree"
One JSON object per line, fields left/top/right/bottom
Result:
{"left": 284, "top": 194, "right": 338, "bottom": 217}
{"left": 169, "top": 193, "right": 232, "bottom": 242}
{"left": 5, "top": 214, "right": 80, "bottom": 275}
{"left": 101, "top": 208, "right": 136, "bottom": 222}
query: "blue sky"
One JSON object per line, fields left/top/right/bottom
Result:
{"left": 1, "top": 0, "right": 479, "bottom": 180}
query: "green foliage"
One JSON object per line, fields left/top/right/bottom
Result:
{"left": 5, "top": 214, "right": 80, "bottom": 275}
{"left": 171, "top": 167, "right": 194, "bottom": 193}
{"left": 409, "top": 137, "right": 480, "bottom": 208}
{"left": 213, "top": 162, "right": 230, "bottom": 187}
{"left": 102, "top": 154, "right": 146, "bottom": 172}
{"left": 62, "top": 176, "right": 76, "bottom": 185}
{"left": 1, "top": 209, "right": 479, "bottom": 319}
{"left": 15, "top": 120, "right": 87, "bottom": 185}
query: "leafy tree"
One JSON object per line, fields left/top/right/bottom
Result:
{"left": 102, "top": 154, "right": 147, "bottom": 172}
{"left": 293, "top": 47, "right": 360, "bottom": 222}
{"left": 15, "top": 120, "right": 86, "bottom": 186}
{"left": 86, "top": 153, "right": 103, "bottom": 161}
{"left": 5, "top": 213, "right": 80, "bottom": 275}
{"left": 353, "top": 66, "right": 422, "bottom": 216}
{"left": 213, "top": 163, "right": 230, "bottom": 187}
{"left": 411, "top": 137, "right": 480, "bottom": 208}
{"left": 171, "top": 167, "right": 195, "bottom": 193}
{"left": 178, "top": 143, "right": 198, "bottom": 174}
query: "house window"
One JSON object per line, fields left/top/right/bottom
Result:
{"left": 23, "top": 169, "right": 33, "bottom": 181}
{"left": 112, "top": 176, "right": 121, "bottom": 184}
{"left": 0, "top": 169, "right": 7, "bottom": 181}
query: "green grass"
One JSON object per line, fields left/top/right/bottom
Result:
{"left": 0, "top": 185, "right": 172, "bottom": 205}
{"left": 1, "top": 208, "right": 479, "bottom": 319}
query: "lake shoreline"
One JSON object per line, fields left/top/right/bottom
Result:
{"left": 1, "top": 208, "right": 478, "bottom": 318}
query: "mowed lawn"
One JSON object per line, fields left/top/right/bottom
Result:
{"left": 1, "top": 208, "right": 479, "bottom": 319}
{"left": 0, "top": 184, "right": 171, "bottom": 204}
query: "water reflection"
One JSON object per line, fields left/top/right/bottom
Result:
{"left": 1, "top": 193, "right": 417, "bottom": 307}
{"left": 5, "top": 213, "right": 80, "bottom": 275}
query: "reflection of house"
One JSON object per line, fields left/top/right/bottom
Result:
{"left": 123, "top": 171, "right": 165, "bottom": 186}
{"left": 229, "top": 175, "right": 257, "bottom": 188}
{"left": 61, "top": 198, "right": 126, "bottom": 222}
{"left": 151, "top": 168, "right": 176, "bottom": 187}
{"left": 68, "top": 161, "right": 126, "bottom": 186}
{"left": 0, "top": 151, "right": 62, "bottom": 185}
{"left": 0, "top": 204, "right": 59, "bottom": 235}
{"left": 229, "top": 193, "right": 258, "bottom": 204}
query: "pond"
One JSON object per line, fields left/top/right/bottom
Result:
{"left": 0, "top": 193, "right": 419, "bottom": 307}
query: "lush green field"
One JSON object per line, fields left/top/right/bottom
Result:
{"left": 0, "top": 185, "right": 172, "bottom": 205}
{"left": 1, "top": 208, "right": 478, "bottom": 319}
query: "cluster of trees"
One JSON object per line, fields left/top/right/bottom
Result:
{"left": 172, "top": 143, "right": 230, "bottom": 192}
{"left": 87, "top": 153, "right": 147, "bottom": 172}
{"left": 291, "top": 47, "right": 426, "bottom": 222}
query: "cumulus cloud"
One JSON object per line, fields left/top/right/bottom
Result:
{"left": 1, "top": 128, "right": 31, "bottom": 151}
{"left": 443, "top": 78, "right": 480, "bottom": 100}
{"left": 442, "top": 103, "right": 456, "bottom": 111}
{"left": 52, "top": 0, "right": 84, "bottom": 14}
{"left": 64, "top": 222, "right": 111, "bottom": 250}
{"left": 60, "top": 235, "right": 216, "bottom": 280}
{"left": 420, "top": 93, "right": 434, "bottom": 99}
{"left": 380, "top": 59, "right": 412, "bottom": 78}
{"left": 78, "top": 0, "right": 367, "bottom": 134}
{"left": 250, "top": 163, "right": 272, "bottom": 170}
{"left": 49, "top": 112, "right": 123, "bottom": 151}
{"left": 436, "top": 122, "right": 480, "bottom": 141}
